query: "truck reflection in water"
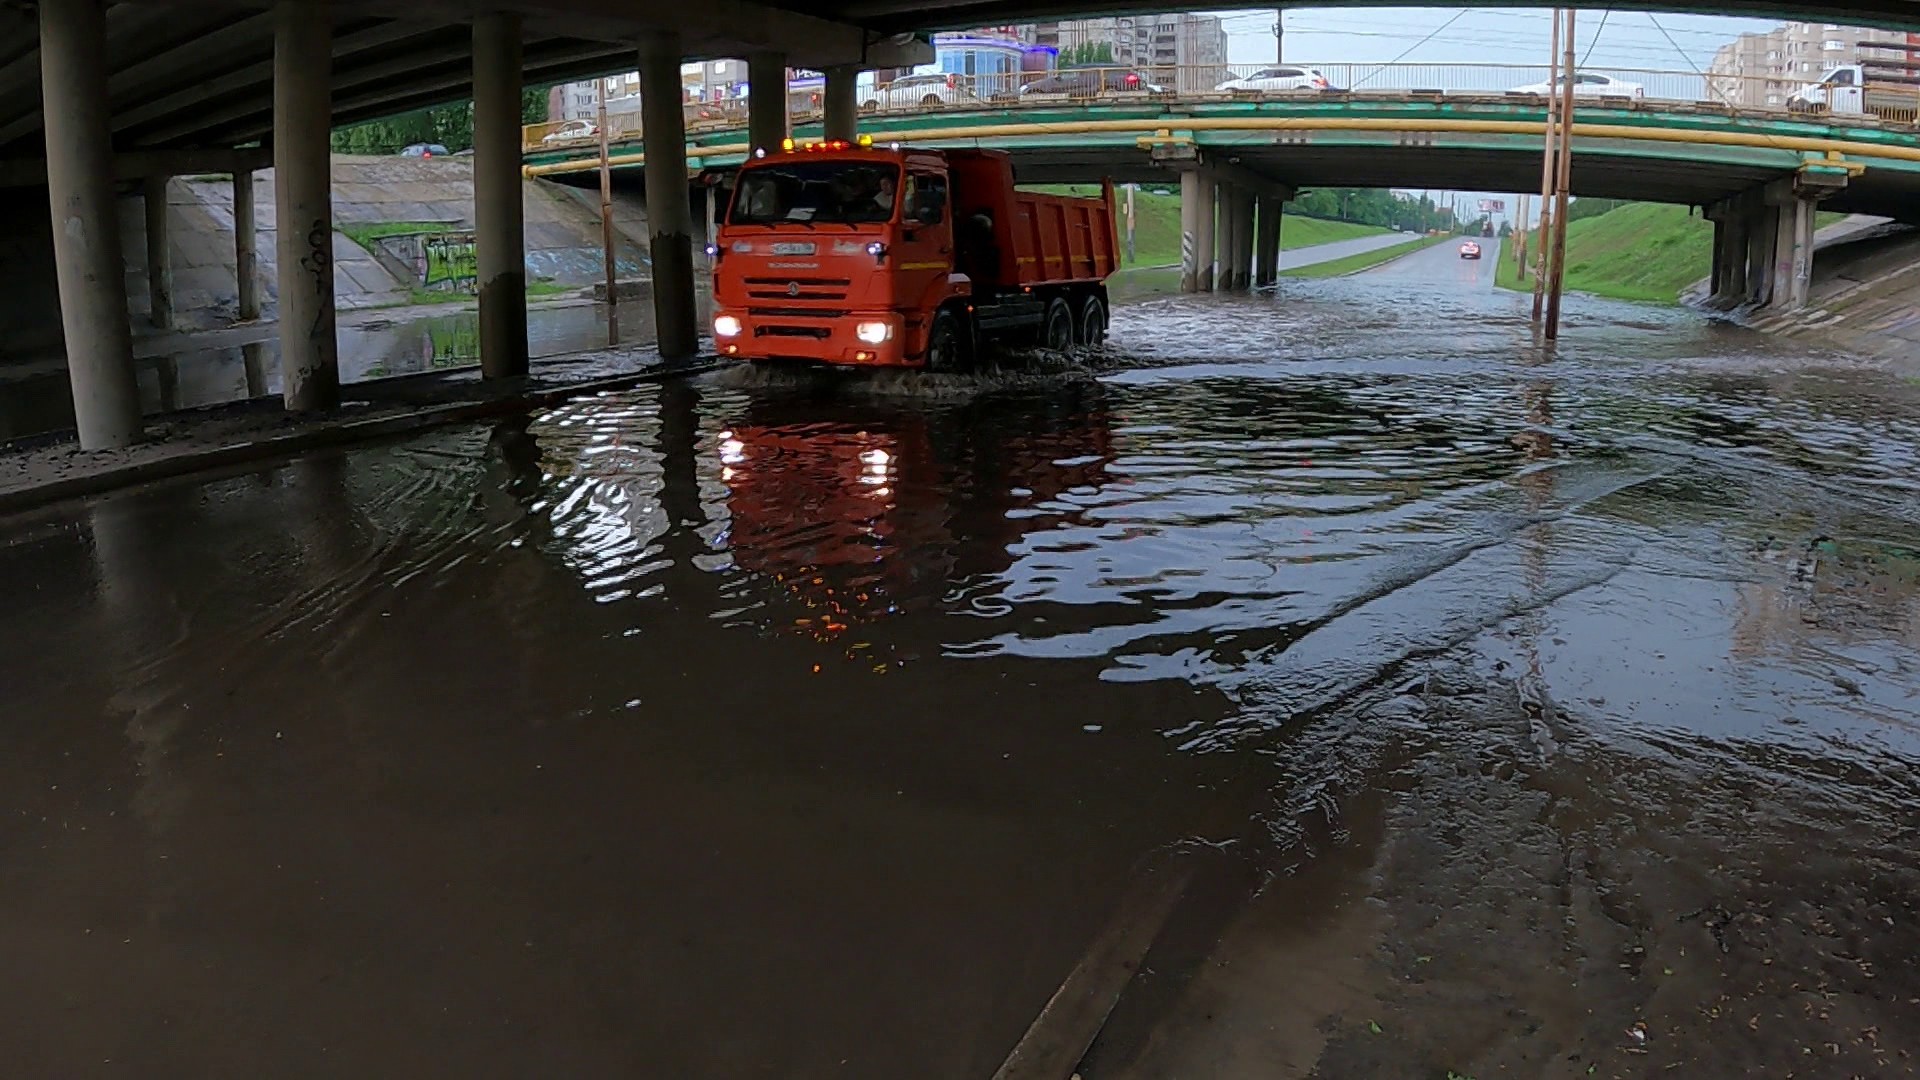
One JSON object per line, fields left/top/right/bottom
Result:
{"left": 714, "top": 384, "right": 1116, "bottom": 641}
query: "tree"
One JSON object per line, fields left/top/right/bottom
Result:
{"left": 331, "top": 84, "right": 557, "bottom": 155}
{"left": 1063, "top": 41, "right": 1116, "bottom": 67}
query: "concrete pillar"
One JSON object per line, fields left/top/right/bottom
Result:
{"left": 234, "top": 171, "right": 260, "bottom": 320}
{"left": 1785, "top": 197, "right": 1817, "bottom": 310}
{"left": 1745, "top": 204, "right": 1774, "bottom": 307}
{"left": 748, "top": 51, "right": 789, "bottom": 153}
{"left": 1216, "top": 181, "right": 1238, "bottom": 290}
{"left": 1179, "top": 170, "right": 1203, "bottom": 293}
{"left": 143, "top": 177, "right": 173, "bottom": 329}
{"left": 1255, "top": 193, "right": 1283, "bottom": 287}
{"left": 1227, "top": 187, "right": 1255, "bottom": 291}
{"left": 1194, "top": 173, "right": 1217, "bottom": 293}
{"left": 642, "top": 31, "right": 699, "bottom": 361}
{"left": 1720, "top": 216, "right": 1748, "bottom": 306}
{"left": 272, "top": 0, "right": 339, "bottom": 412}
{"left": 473, "top": 12, "right": 528, "bottom": 379}
{"left": 824, "top": 65, "right": 859, "bottom": 142}
{"left": 40, "top": 0, "right": 142, "bottom": 449}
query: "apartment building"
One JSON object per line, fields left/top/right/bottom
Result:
{"left": 1709, "top": 21, "right": 1913, "bottom": 108}
{"left": 1021, "top": 14, "right": 1229, "bottom": 91}
{"left": 547, "top": 59, "right": 751, "bottom": 123}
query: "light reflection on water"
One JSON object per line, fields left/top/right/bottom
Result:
{"left": 4, "top": 269, "right": 1919, "bottom": 1075}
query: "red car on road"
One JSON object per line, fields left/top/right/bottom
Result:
{"left": 1458, "top": 241, "right": 1482, "bottom": 259}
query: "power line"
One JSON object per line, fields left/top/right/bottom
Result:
{"left": 1579, "top": 9, "right": 1612, "bottom": 68}
{"left": 1350, "top": 8, "right": 1473, "bottom": 86}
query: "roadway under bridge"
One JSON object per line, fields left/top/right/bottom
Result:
{"left": 6, "top": 0, "right": 1920, "bottom": 453}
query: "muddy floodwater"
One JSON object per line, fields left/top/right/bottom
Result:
{"left": 4, "top": 247, "right": 1919, "bottom": 1078}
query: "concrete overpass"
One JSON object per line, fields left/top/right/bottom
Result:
{"left": 523, "top": 94, "right": 1920, "bottom": 219}
{"left": 523, "top": 90, "right": 1920, "bottom": 310}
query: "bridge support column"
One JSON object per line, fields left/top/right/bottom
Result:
{"left": 234, "top": 170, "right": 261, "bottom": 321}
{"left": 1743, "top": 205, "right": 1773, "bottom": 307}
{"left": 1768, "top": 195, "right": 1819, "bottom": 312}
{"left": 823, "top": 66, "right": 859, "bottom": 142}
{"left": 273, "top": 0, "right": 339, "bottom": 412}
{"left": 642, "top": 31, "right": 699, "bottom": 362}
{"left": 1194, "top": 173, "right": 1217, "bottom": 292}
{"left": 40, "top": 0, "right": 142, "bottom": 448}
{"left": 474, "top": 12, "right": 528, "bottom": 379}
{"left": 1226, "top": 186, "right": 1255, "bottom": 291}
{"left": 144, "top": 177, "right": 174, "bottom": 329}
{"left": 1179, "top": 171, "right": 1202, "bottom": 293}
{"left": 1254, "top": 194, "right": 1283, "bottom": 288}
{"left": 748, "top": 51, "right": 789, "bottom": 154}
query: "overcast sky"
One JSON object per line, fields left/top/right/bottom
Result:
{"left": 1213, "top": 8, "right": 1786, "bottom": 68}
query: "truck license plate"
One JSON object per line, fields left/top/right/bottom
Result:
{"left": 770, "top": 242, "right": 816, "bottom": 255}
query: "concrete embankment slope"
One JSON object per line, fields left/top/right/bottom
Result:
{"left": 1728, "top": 220, "right": 1920, "bottom": 365}
{"left": 0, "top": 157, "right": 652, "bottom": 360}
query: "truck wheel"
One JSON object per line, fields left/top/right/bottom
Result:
{"left": 921, "top": 94, "right": 943, "bottom": 106}
{"left": 924, "top": 309, "right": 967, "bottom": 372}
{"left": 860, "top": 99, "right": 879, "bottom": 113}
{"left": 1078, "top": 295, "right": 1107, "bottom": 346}
{"left": 1042, "top": 297, "right": 1075, "bottom": 350}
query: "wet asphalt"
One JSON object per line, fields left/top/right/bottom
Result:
{"left": 3, "top": 247, "right": 1918, "bottom": 1077}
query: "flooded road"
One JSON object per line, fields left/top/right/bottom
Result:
{"left": 4, "top": 265, "right": 1919, "bottom": 1077}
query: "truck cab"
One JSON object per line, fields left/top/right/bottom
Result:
{"left": 709, "top": 140, "right": 1117, "bottom": 370}
{"left": 1790, "top": 64, "right": 1866, "bottom": 114}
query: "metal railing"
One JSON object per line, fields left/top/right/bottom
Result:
{"left": 522, "top": 62, "right": 1920, "bottom": 152}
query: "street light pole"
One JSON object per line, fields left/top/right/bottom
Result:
{"left": 1545, "top": 7, "right": 1578, "bottom": 339}
{"left": 597, "top": 76, "right": 618, "bottom": 347}
{"left": 1530, "top": 7, "right": 1563, "bottom": 324}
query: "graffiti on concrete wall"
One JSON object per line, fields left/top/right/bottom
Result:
{"left": 420, "top": 233, "right": 479, "bottom": 292}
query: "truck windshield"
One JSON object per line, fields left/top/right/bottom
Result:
{"left": 728, "top": 161, "right": 901, "bottom": 226}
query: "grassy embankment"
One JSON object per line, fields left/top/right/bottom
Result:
{"left": 1493, "top": 202, "right": 1844, "bottom": 304}
{"left": 1039, "top": 186, "right": 1393, "bottom": 298}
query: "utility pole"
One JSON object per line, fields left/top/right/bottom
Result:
{"left": 1273, "top": 8, "right": 1284, "bottom": 63}
{"left": 1545, "top": 8, "right": 1577, "bottom": 339}
{"left": 1514, "top": 192, "right": 1530, "bottom": 279}
{"left": 597, "top": 76, "right": 618, "bottom": 346}
{"left": 1530, "top": 8, "right": 1562, "bottom": 323}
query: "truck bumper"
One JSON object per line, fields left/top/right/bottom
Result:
{"left": 712, "top": 309, "right": 919, "bottom": 368}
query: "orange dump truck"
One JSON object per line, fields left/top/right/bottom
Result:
{"left": 708, "top": 142, "right": 1119, "bottom": 369}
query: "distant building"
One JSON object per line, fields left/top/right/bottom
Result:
{"left": 1020, "top": 14, "right": 1229, "bottom": 92}
{"left": 547, "top": 59, "right": 750, "bottom": 123}
{"left": 932, "top": 28, "right": 1054, "bottom": 96}
{"left": 1708, "top": 21, "right": 1912, "bottom": 109}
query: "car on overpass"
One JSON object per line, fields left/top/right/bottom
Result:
{"left": 1020, "top": 67, "right": 1166, "bottom": 96}
{"left": 1507, "top": 72, "right": 1646, "bottom": 99}
{"left": 540, "top": 120, "right": 599, "bottom": 146}
{"left": 1216, "top": 66, "right": 1337, "bottom": 93}
{"left": 862, "top": 72, "right": 979, "bottom": 111}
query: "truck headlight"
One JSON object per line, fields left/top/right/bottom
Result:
{"left": 713, "top": 315, "right": 742, "bottom": 338}
{"left": 855, "top": 321, "right": 892, "bottom": 344}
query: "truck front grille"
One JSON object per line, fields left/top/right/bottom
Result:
{"left": 744, "top": 276, "right": 852, "bottom": 302}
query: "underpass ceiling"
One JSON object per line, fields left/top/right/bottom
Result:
{"left": 3, "top": 0, "right": 1919, "bottom": 162}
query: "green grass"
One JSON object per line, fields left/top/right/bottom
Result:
{"left": 1496, "top": 203, "right": 1852, "bottom": 304}
{"left": 1030, "top": 185, "right": 1391, "bottom": 267}
{"left": 338, "top": 220, "right": 464, "bottom": 250}
{"left": 1279, "top": 234, "right": 1447, "bottom": 278}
